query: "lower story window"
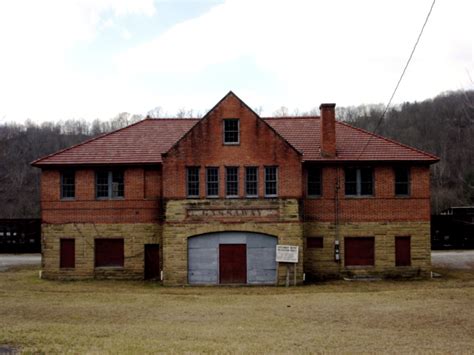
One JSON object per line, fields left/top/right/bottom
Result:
{"left": 95, "top": 239, "right": 124, "bottom": 267}
{"left": 344, "top": 237, "right": 374, "bottom": 266}
{"left": 60, "top": 239, "right": 75, "bottom": 268}
{"left": 307, "top": 237, "right": 323, "bottom": 248}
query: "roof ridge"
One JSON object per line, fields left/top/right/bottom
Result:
{"left": 31, "top": 118, "right": 153, "bottom": 166}
{"left": 263, "top": 116, "right": 320, "bottom": 120}
{"left": 336, "top": 120, "right": 439, "bottom": 161}
{"left": 146, "top": 117, "right": 200, "bottom": 120}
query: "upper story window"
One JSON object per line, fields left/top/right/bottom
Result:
{"left": 245, "top": 167, "right": 258, "bottom": 197}
{"left": 345, "top": 167, "right": 373, "bottom": 196}
{"left": 394, "top": 167, "right": 410, "bottom": 196}
{"left": 187, "top": 167, "right": 200, "bottom": 198}
{"left": 206, "top": 167, "right": 219, "bottom": 198}
{"left": 264, "top": 166, "right": 278, "bottom": 197}
{"left": 61, "top": 170, "right": 75, "bottom": 199}
{"left": 96, "top": 171, "right": 124, "bottom": 199}
{"left": 307, "top": 167, "right": 322, "bottom": 197}
{"left": 226, "top": 167, "right": 239, "bottom": 197}
{"left": 223, "top": 119, "right": 239, "bottom": 144}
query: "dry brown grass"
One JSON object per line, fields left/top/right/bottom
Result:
{"left": 1, "top": 266, "right": 473, "bottom": 353}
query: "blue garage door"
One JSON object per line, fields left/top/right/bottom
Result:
{"left": 188, "top": 232, "right": 277, "bottom": 285}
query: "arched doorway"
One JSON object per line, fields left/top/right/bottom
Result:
{"left": 188, "top": 231, "right": 277, "bottom": 285}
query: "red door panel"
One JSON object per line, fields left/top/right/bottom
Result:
{"left": 395, "top": 236, "right": 411, "bottom": 266}
{"left": 344, "top": 237, "right": 374, "bottom": 266}
{"left": 219, "top": 244, "right": 247, "bottom": 284}
{"left": 145, "top": 244, "right": 160, "bottom": 280}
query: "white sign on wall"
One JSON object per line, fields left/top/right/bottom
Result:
{"left": 276, "top": 245, "right": 299, "bottom": 263}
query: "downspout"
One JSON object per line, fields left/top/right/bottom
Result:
{"left": 334, "top": 166, "right": 341, "bottom": 263}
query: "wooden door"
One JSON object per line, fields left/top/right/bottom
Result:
{"left": 219, "top": 244, "right": 247, "bottom": 284}
{"left": 144, "top": 244, "right": 160, "bottom": 280}
{"left": 395, "top": 237, "right": 411, "bottom": 266}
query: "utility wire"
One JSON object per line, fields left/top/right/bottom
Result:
{"left": 357, "top": 0, "right": 436, "bottom": 160}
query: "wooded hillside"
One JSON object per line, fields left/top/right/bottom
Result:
{"left": 0, "top": 90, "right": 472, "bottom": 218}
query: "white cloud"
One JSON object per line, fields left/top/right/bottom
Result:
{"left": 0, "top": 0, "right": 155, "bottom": 122}
{"left": 0, "top": 0, "right": 472, "bottom": 121}
{"left": 116, "top": 0, "right": 473, "bottom": 112}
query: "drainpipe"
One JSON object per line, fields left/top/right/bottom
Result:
{"left": 334, "top": 166, "right": 341, "bottom": 263}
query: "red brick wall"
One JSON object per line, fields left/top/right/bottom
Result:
{"left": 162, "top": 94, "right": 303, "bottom": 199}
{"left": 41, "top": 166, "right": 161, "bottom": 224}
{"left": 303, "top": 164, "right": 431, "bottom": 222}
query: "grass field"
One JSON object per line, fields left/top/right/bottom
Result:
{"left": 1, "top": 267, "right": 473, "bottom": 353}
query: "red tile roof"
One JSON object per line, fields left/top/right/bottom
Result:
{"left": 32, "top": 116, "right": 438, "bottom": 166}
{"left": 32, "top": 119, "right": 198, "bottom": 166}
{"left": 264, "top": 117, "right": 439, "bottom": 162}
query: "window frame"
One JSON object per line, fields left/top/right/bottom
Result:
{"left": 223, "top": 119, "right": 240, "bottom": 145}
{"left": 225, "top": 166, "right": 239, "bottom": 198}
{"left": 307, "top": 166, "right": 322, "bottom": 197}
{"left": 394, "top": 167, "right": 411, "bottom": 197}
{"left": 60, "top": 170, "right": 76, "bottom": 200}
{"left": 264, "top": 166, "right": 278, "bottom": 197}
{"left": 95, "top": 170, "right": 124, "bottom": 200}
{"left": 186, "top": 166, "right": 200, "bottom": 198}
{"left": 344, "top": 167, "right": 374, "bottom": 197}
{"left": 245, "top": 166, "right": 259, "bottom": 198}
{"left": 206, "top": 167, "right": 219, "bottom": 198}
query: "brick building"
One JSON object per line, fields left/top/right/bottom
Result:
{"left": 32, "top": 92, "right": 438, "bottom": 285}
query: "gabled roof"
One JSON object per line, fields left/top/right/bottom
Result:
{"left": 265, "top": 117, "right": 438, "bottom": 162}
{"left": 32, "top": 101, "right": 438, "bottom": 167}
{"left": 32, "top": 118, "right": 198, "bottom": 166}
{"left": 163, "top": 91, "right": 302, "bottom": 158}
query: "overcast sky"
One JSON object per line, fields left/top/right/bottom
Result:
{"left": 0, "top": 0, "right": 472, "bottom": 122}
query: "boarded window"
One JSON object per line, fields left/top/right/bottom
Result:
{"left": 307, "top": 237, "right": 323, "bottom": 248}
{"left": 226, "top": 167, "right": 239, "bottom": 197}
{"left": 60, "top": 239, "right": 75, "bottom": 268}
{"left": 223, "top": 119, "right": 239, "bottom": 144}
{"left": 307, "top": 167, "right": 321, "bottom": 196}
{"left": 61, "top": 171, "right": 75, "bottom": 199}
{"left": 344, "top": 237, "right": 374, "bottom": 266}
{"left": 395, "top": 236, "right": 411, "bottom": 266}
{"left": 95, "top": 239, "right": 124, "bottom": 267}
{"left": 245, "top": 167, "right": 258, "bottom": 197}
{"left": 187, "top": 167, "right": 200, "bottom": 197}
{"left": 395, "top": 167, "right": 410, "bottom": 196}
{"left": 264, "top": 166, "right": 278, "bottom": 197}
{"left": 206, "top": 167, "right": 219, "bottom": 197}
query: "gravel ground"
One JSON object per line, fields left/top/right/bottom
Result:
{"left": 431, "top": 250, "right": 474, "bottom": 269}
{"left": 0, "top": 254, "right": 41, "bottom": 271}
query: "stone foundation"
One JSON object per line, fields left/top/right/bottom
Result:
{"left": 40, "top": 215, "right": 431, "bottom": 283}
{"left": 303, "top": 221, "right": 431, "bottom": 280}
{"left": 41, "top": 223, "right": 162, "bottom": 280}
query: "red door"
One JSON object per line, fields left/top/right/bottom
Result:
{"left": 144, "top": 244, "right": 160, "bottom": 280}
{"left": 395, "top": 237, "right": 411, "bottom": 266}
{"left": 219, "top": 244, "right": 247, "bottom": 284}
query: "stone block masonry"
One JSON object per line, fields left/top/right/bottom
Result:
{"left": 42, "top": 223, "right": 162, "bottom": 280}
{"left": 162, "top": 198, "right": 304, "bottom": 286}
{"left": 304, "top": 221, "right": 431, "bottom": 280}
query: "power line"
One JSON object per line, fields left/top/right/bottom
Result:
{"left": 357, "top": 0, "right": 436, "bottom": 160}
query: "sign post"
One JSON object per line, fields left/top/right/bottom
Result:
{"left": 276, "top": 245, "right": 299, "bottom": 287}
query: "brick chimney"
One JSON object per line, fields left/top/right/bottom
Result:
{"left": 320, "top": 103, "right": 336, "bottom": 158}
